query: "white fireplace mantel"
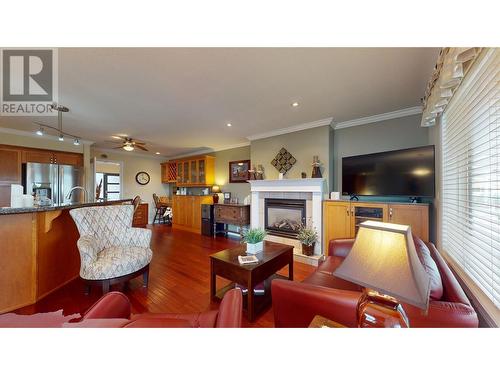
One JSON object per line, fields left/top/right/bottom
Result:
{"left": 248, "top": 178, "right": 326, "bottom": 257}
{"left": 248, "top": 178, "right": 326, "bottom": 193}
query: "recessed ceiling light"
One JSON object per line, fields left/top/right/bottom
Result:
{"left": 291, "top": 102, "right": 299, "bottom": 107}
{"left": 226, "top": 123, "right": 232, "bottom": 127}
{"left": 155, "top": 152, "right": 160, "bottom": 155}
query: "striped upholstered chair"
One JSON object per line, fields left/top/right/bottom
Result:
{"left": 69, "top": 205, "right": 152, "bottom": 294}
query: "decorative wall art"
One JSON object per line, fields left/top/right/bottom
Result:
{"left": 270, "top": 148, "right": 296, "bottom": 175}
{"left": 229, "top": 160, "right": 251, "bottom": 183}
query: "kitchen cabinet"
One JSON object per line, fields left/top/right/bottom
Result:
{"left": 161, "top": 161, "right": 177, "bottom": 183}
{"left": 24, "top": 149, "right": 83, "bottom": 166}
{"left": 170, "top": 155, "right": 214, "bottom": 187}
{"left": 0, "top": 147, "right": 22, "bottom": 183}
{"left": 172, "top": 195, "right": 212, "bottom": 233}
{"left": 0, "top": 147, "right": 23, "bottom": 206}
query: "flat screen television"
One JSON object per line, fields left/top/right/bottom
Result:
{"left": 342, "top": 145, "right": 435, "bottom": 197}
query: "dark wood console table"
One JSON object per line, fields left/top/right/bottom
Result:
{"left": 214, "top": 203, "right": 250, "bottom": 237}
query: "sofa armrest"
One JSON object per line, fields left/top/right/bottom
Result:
{"left": 271, "top": 279, "right": 360, "bottom": 327}
{"left": 216, "top": 288, "right": 243, "bottom": 328}
{"left": 125, "top": 227, "right": 152, "bottom": 248}
{"left": 328, "top": 238, "right": 355, "bottom": 257}
{"left": 403, "top": 300, "right": 478, "bottom": 328}
{"left": 82, "top": 292, "right": 132, "bottom": 320}
{"left": 77, "top": 235, "right": 100, "bottom": 263}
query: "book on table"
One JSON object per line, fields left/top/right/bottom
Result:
{"left": 238, "top": 255, "right": 259, "bottom": 265}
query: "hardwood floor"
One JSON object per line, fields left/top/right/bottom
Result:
{"left": 14, "top": 225, "right": 316, "bottom": 327}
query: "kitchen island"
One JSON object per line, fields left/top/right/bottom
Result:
{"left": 0, "top": 199, "right": 131, "bottom": 314}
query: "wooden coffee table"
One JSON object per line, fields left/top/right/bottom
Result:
{"left": 210, "top": 241, "right": 294, "bottom": 322}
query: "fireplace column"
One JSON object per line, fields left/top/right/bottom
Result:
{"left": 250, "top": 191, "right": 260, "bottom": 229}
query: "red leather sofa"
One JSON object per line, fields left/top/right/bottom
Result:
{"left": 0, "top": 289, "right": 242, "bottom": 328}
{"left": 272, "top": 237, "right": 479, "bottom": 328}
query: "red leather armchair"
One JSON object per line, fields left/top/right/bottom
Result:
{"left": 272, "top": 238, "right": 479, "bottom": 328}
{"left": 0, "top": 289, "right": 243, "bottom": 328}
{"left": 76, "top": 288, "right": 242, "bottom": 327}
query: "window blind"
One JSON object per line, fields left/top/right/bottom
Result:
{"left": 441, "top": 48, "right": 500, "bottom": 308}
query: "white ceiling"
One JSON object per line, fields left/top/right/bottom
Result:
{"left": 0, "top": 48, "right": 438, "bottom": 157}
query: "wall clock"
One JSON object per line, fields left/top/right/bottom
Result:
{"left": 135, "top": 171, "right": 150, "bottom": 185}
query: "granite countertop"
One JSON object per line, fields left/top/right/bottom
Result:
{"left": 0, "top": 199, "right": 132, "bottom": 215}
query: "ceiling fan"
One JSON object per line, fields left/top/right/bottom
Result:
{"left": 108, "top": 136, "right": 149, "bottom": 152}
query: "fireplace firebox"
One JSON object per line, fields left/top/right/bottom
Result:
{"left": 264, "top": 198, "right": 306, "bottom": 238}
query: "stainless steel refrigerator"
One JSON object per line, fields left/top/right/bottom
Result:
{"left": 23, "top": 162, "right": 84, "bottom": 205}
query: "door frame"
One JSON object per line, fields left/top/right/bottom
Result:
{"left": 94, "top": 159, "right": 124, "bottom": 201}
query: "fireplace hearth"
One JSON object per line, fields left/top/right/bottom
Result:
{"left": 264, "top": 198, "right": 306, "bottom": 238}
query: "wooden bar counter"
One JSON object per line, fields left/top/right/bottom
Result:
{"left": 0, "top": 200, "right": 130, "bottom": 314}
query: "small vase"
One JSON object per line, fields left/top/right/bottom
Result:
{"left": 302, "top": 243, "right": 315, "bottom": 256}
{"left": 246, "top": 241, "right": 264, "bottom": 254}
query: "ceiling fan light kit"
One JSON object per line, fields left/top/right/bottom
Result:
{"left": 109, "top": 136, "right": 149, "bottom": 152}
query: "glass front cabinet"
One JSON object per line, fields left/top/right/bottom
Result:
{"left": 171, "top": 155, "right": 214, "bottom": 187}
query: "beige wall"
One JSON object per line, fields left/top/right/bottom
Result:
{"left": 92, "top": 148, "right": 170, "bottom": 223}
{"left": 210, "top": 145, "right": 251, "bottom": 203}
{"left": 250, "top": 125, "right": 332, "bottom": 190}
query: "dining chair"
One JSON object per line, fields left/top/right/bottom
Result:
{"left": 152, "top": 193, "right": 166, "bottom": 224}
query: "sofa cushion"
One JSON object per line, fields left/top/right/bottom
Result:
{"left": 413, "top": 235, "right": 443, "bottom": 301}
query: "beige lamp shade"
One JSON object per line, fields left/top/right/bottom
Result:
{"left": 212, "top": 185, "right": 221, "bottom": 193}
{"left": 334, "top": 221, "right": 431, "bottom": 310}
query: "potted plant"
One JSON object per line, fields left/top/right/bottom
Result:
{"left": 297, "top": 225, "right": 318, "bottom": 256}
{"left": 242, "top": 228, "right": 266, "bottom": 254}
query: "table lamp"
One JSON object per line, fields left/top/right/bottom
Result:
{"left": 212, "top": 185, "right": 221, "bottom": 204}
{"left": 333, "top": 221, "right": 430, "bottom": 328}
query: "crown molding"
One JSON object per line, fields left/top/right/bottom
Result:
{"left": 0, "top": 126, "right": 94, "bottom": 145}
{"left": 332, "top": 106, "right": 422, "bottom": 130}
{"left": 246, "top": 117, "right": 334, "bottom": 141}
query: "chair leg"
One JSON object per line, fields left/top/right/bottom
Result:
{"left": 143, "top": 268, "right": 149, "bottom": 288}
{"left": 102, "top": 280, "right": 110, "bottom": 294}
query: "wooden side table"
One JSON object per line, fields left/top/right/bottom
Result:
{"left": 214, "top": 203, "right": 250, "bottom": 237}
{"left": 308, "top": 315, "right": 346, "bottom": 328}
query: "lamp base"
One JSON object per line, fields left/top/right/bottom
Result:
{"left": 357, "top": 289, "right": 410, "bottom": 328}
{"left": 212, "top": 193, "right": 219, "bottom": 204}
